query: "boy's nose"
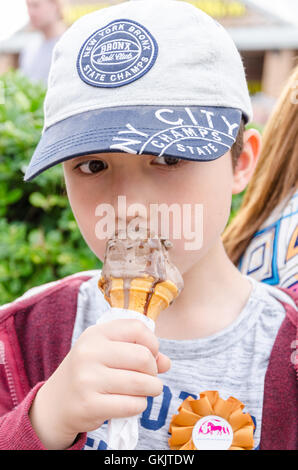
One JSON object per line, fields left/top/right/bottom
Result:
{"left": 109, "top": 166, "right": 150, "bottom": 206}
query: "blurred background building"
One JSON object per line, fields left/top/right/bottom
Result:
{"left": 1, "top": 0, "right": 298, "bottom": 124}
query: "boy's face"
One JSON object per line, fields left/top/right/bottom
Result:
{"left": 26, "top": 0, "right": 60, "bottom": 30}
{"left": 63, "top": 150, "right": 235, "bottom": 275}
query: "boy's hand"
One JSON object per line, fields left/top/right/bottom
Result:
{"left": 29, "top": 319, "right": 170, "bottom": 450}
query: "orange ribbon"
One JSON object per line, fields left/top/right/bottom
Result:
{"left": 168, "top": 391, "right": 255, "bottom": 450}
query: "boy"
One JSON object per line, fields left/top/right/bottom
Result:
{"left": 0, "top": 0, "right": 297, "bottom": 450}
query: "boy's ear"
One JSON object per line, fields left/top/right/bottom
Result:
{"left": 232, "top": 128, "right": 262, "bottom": 195}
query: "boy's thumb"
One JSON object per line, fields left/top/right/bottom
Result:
{"left": 156, "top": 352, "right": 171, "bottom": 374}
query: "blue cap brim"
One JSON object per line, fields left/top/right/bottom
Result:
{"left": 24, "top": 105, "right": 242, "bottom": 181}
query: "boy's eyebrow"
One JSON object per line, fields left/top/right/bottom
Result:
{"left": 68, "top": 152, "right": 153, "bottom": 162}
{"left": 68, "top": 153, "right": 105, "bottom": 162}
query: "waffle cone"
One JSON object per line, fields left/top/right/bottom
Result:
{"left": 98, "top": 277, "right": 124, "bottom": 308}
{"left": 147, "top": 280, "right": 178, "bottom": 321}
{"left": 98, "top": 276, "right": 155, "bottom": 311}
{"left": 128, "top": 276, "right": 155, "bottom": 313}
{"left": 98, "top": 276, "right": 179, "bottom": 321}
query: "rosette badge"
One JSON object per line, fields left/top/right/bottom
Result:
{"left": 169, "top": 391, "right": 255, "bottom": 450}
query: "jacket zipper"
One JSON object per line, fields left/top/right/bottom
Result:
{"left": 0, "top": 340, "right": 19, "bottom": 408}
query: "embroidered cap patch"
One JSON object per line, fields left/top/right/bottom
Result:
{"left": 77, "top": 19, "right": 158, "bottom": 88}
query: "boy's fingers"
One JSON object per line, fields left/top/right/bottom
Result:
{"left": 93, "top": 394, "right": 149, "bottom": 420}
{"left": 100, "top": 368, "right": 163, "bottom": 397}
{"left": 97, "top": 319, "right": 160, "bottom": 359}
{"left": 100, "top": 341, "right": 158, "bottom": 376}
{"left": 156, "top": 352, "right": 171, "bottom": 374}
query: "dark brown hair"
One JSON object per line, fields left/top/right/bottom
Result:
{"left": 231, "top": 118, "right": 245, "bottom": 171}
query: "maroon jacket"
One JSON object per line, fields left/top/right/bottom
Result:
{"left": 0, "top": 273, "right": 297, "bottom": 450}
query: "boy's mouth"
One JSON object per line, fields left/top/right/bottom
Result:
{"left": 113, "top": 225, "right": 158, "bottom": 239}
{"left": 112, "top": 226, "right": 174, "bottom": 251}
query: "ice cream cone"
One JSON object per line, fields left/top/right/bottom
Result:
{"left": 147, "top": 280, "right": 179, "bottom": 321}
{"left": 98, "top": 276, "right": 179, "bottom": 321}
{"left": 128, "top": 276, "right": 155, "bottom": 313}
{"left": 108, "top": 278, "right": 124, "bottom": 308}
{"left": 98, "top": 232, "right": 183, "bottom": 322}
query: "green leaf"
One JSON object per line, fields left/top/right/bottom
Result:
{"left": 15, "top": 91, "right": 31, "bottom": 112}
{"left": 29, "top": 192, "right": 49, "bottom": 210}
{"left": 28, "top": 228, "right": 45, "bottom": 246}
{"left": 5, "top": 188, "right": 23, "bottom": 205}
{"left": 45, "top": 229, "right": 63, "bottom": 245}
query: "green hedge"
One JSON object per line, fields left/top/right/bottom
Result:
{"left": 0, "top": 70, "right": 100, "bottom": 305}
{"left": 0, "top": 70, "right": 248, "bottom": 305}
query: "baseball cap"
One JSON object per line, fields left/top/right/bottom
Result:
{"left": 24, "top": 0, "right": 253, "bottom": 182}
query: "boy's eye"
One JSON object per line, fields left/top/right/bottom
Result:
{"left": 151, "top": 156, "right": 181, "bottom": 166}
{"left": 75, "top": 159, "right": 108, "bottom": 174}
{"left": 73, "top": 155, "right": 182, "bottom": 174}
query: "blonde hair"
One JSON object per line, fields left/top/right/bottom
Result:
{"left": 222, "top": 64, "right": 298, "bottom": 266}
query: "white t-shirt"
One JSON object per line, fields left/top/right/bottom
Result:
{"left": 19, "top": 35, "right": 60, "bottom": 85}
{"left": 70, "top": 273, "right": 294, "bottom": 450}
